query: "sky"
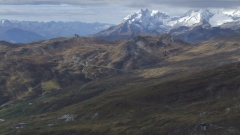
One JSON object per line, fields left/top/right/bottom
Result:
{"left": 0, "top": 0, "right": 240, "bottom": 24}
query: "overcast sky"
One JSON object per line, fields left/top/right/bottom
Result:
{"left": 0, "top": 0, "right": 240, "bottom": 24}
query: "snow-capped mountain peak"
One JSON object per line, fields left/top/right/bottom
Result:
{"left": 123, "top": 9, "right": 169, "bottom": 24}
{"left": 168, "top": 9, "right": 213, "bottom": 27}
{"left": 95, "top": 8, "right": 240, "bottom": 41}
{"left": 121, "top": 9, "right": 170, "bottom": 33}
{"left": 232, "top": 10, "right": 240, "bottom": 17}
{"left": 208, "top": 9, "right": 240, "bottom": 26}
{"left": 221, "top": 9, "right": 240, "bottom": 18}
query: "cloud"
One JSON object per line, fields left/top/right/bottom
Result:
{"left": 147, "top": 0, "right": 240, "bottom": 8}
{"left": 0, "top": 0, "right": 240, "bottom": 8}
{"left": 115, "top": 0, "right": 240, "bottom": 9}
{"left": 0, "top": 0, "right": 108, "bottom": 5}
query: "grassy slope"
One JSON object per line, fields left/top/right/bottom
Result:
{"left": 0, "top": 35, "right": 189, "bottom": 102}
{"left": 1, "top": 36, "right": 240, "bottom": 135}
{"left": 1, "top": 62, "right": 240, "bottom": 135}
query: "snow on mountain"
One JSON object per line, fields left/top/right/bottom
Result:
{"left": 123, "top": 9, "right": 170, "bottom": 24}
{"left": 122, "top": 8, "right": 240, "bottom": 29}
{"left": 118, "top": 8, "right": 240, "bottom": 32}
{"left": 222, "top": 10, "right": 240, "bottom": 18}
{"left": 95, "top": 8, "right": 240, "bottom": 41}
{"left": 168, "top": 9, "right": 213, "bottom": 27}
{"left": 94, "top": 9, "right": 173, "bottom": 41}
{"left": 122, "top": 9, "right": 170, "bottom": 33}
{"left": 208, "top": 10, "right": 234, "bottom": 27}
{"left": 207, "top": 9, "right": 240, "bottom": 27}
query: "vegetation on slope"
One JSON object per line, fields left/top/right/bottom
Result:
{"left": 0, "top": 34, "right": 188, "bottom": 102}
{"left": 0, "top": 35, "right": 240, "bottom": 134}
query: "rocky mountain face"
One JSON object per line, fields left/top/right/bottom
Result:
{"left": 95, "top": 9, "right": 170, "bottom": 41}
{"left": 0, "top": 20, "right": 112, "bottom": 43}
{"left": 95, "top": 9, "right": 240, "bottom": 42}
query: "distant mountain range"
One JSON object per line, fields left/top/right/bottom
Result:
{"left": 95, "top": 9, "right": 240, "bottom": 42}
{"left": 2, "top": 9, "right": 240, "bottom": 43}
{"left": 0, "top": 20, "right": 112, "bottom": 43}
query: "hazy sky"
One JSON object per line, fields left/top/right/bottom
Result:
{"left": 0, "top": 0, "right": 240, "bottom": 24}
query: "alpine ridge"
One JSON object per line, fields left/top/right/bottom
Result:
{"left": 95, "top": 8, "right": 240, "bottom": 42}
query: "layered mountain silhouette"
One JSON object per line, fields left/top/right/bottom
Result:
{"left": 0, "top": 27, "right": 45, "bottom": 43}
{"left": 0, "top": 20, "right": 112, "bottom": 43}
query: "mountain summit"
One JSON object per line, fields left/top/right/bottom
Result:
{"left": 95, "top": 8, "right": 240, "bottom": 41}
{"left": 122, "top": 9, "right": 170, "bottom": 30}
{"left": 94, "top": 9, "right": 170, "bottom": 40}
